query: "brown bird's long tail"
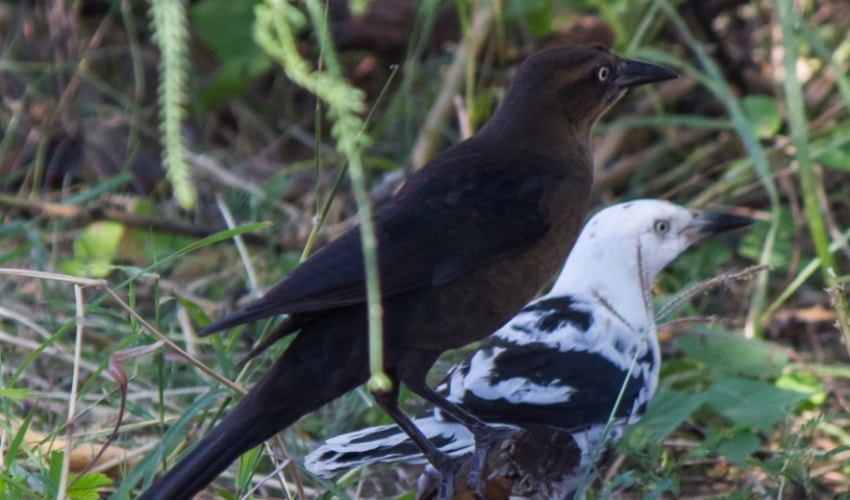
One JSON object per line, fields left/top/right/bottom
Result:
{"left": 138, "top": 311, "right": 370, "bottom": 499}
{"left": 137, "top": 396, "right": 282, "bottom": 500}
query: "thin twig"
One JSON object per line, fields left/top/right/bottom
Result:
{"left": 56, "top": 284, "right": 86, "bottom": 500}
{"left": 657, "top": 265, "right": 770, "bottom": 320}
{"left": 0, "top": 193, "right": 294, "bottom": 251}
{"left": 0, "top": 268, "right": 245, "bottom": 394}
{"left": 239, "top": 454, "right": 293, "bottom": 500}
{"left": 215, "top": 194, "right": 260, "bottom": 296}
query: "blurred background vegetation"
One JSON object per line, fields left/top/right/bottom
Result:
{"left": 0, "top": 0, "right": 849, "bottom": 498}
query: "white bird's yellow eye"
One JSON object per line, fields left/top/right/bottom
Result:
{"left": 654, "top": 220, "right": 669, "bottom": 234}
{"left": 597, "top": 66, "right": 610, "bottom": 81}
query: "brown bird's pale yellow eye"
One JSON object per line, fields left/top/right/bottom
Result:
{"left": 654, "top": 220, "right": 669, "bottom": 234}
{"left": 597, "top": 66, "right": 610, "bottom": 82}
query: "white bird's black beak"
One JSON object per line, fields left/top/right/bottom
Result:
{"left": 684, "top": 211, "right": 753, "bottom": 243}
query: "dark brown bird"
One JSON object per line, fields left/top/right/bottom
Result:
{"left": 137, "top": 44, "right": 676, "bottom": 499}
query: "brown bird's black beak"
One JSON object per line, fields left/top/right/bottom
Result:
{"left": 684, "top": 211, "right": 753, "bottom": 243}
{"left": 615, "top": 58, "right": 678, "bottom": 88}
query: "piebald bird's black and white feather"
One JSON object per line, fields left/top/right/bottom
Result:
{"left": 305, "top": 200, "right": 750, "bottom": 494}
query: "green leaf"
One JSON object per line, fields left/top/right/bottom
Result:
{"left": 775, "top": 371, "right": 827, "bottom": 406}
{"left": 715, "top": 428, "right": 760, "bottom": 466}
{"left": 625, "top": 388, "right": 708, "bottom": 445}
{"left": 504, "top": 0, "right": 552, "bottom": 37}
{"left": 59, "top": 221, "right": 126, "bottom": 278}
{"left": 737, "top": 205, "right": 795, "bottom": 268}
{"left": 191, "top": 0, "right": 271, "bottom": 105}
{"left": 674, "top": 331, "right": 789, "bottom": 379}
{"left": 191, "top": 0, "right": 262, "bottom": 60}
{"left": 175, "top": 295, "right": 212, "bottom": 327}
{"left": 0, "top": 462, "right": 32, "bottom": 499}
{"left": 46, "top": 450, "right": 64, "bottom": 496}
{"left": 4, "top": 411, "right": 35, "bottom": 470}
{"left": 234, "top": 445, "right": 262, "bottom": 494}
{"left": 741, "top": 95, "right": 782, "bottom": 139}
{"left": 67, "top": 472, "right": 112, "bottom": 500}
{"left": 816, "top": 140, "right": 850, "bottom": 171}
{"left": 200, "top": 54, "right": 273, "bottom": 107}
{"left": 0, "top": 388, "right": 31, "bottom": 400}
{"left": 703, "top": 377, "right": 809, "bottom": 432}
{"left": 470, "top": 89, "right": 496, "bottom": 132}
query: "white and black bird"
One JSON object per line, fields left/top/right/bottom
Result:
{"left": 305, "top": 200, "right": 751, "bottom": 495}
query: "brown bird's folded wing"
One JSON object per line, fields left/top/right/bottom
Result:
{"left": 200, "top": 145, "right": 567, "bottom": 335}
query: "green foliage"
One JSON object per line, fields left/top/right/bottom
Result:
{"left": 620, "top": 328, "right": 824, "bottom": 495}
{"left": 66, "top": 473, "right": 113, "bottom": 500}
{"left": 740, "top": 96, "right": 782, "bottom": 139}
{"left": 0, "top": 388, "right": 31, "bottom": 400}
{"left": 2, "top": 449, "right": 109, "bottom": 499}
{"left": 775, "top": 371, "right": 827, "bottom": 407}
{"left": 234, "top": 445, "right": 264, "bottom": 495}
{"left": 149, "top": 0, "right": 195, "bottom": 209}
{"left": 817, "top": 140, "right": 850, "bottom": 171}
{"left": 175, "top": 294, "right": 212, "bottom": 328}
{"left": 190, "top": 0, "right": 271, "bottom": 106}
{"left": 710, "top": 428, "right": 760, "bottom": 466}
{"left": 673, "top": 331, "right": 815, "bottom": 433}
{"left": 702, "top": 377, "right": 810, "bottom": 432}
{"left": 59, "top": 221, "right": 125, "bottom": 278}
{"left": 738, "top": 206, "right": 795, "bottom": 270}
{"left": 812, "top": 123, "right": 850, "bottom": 172}
{"left": 674, "top": 331, "right": 788, "bottom": 379}
{"left": 623, "top": 388, "right": 708, "bottom": 445}
{"left": 504, "top": 0, "right": 552, "bottom": 37}
{"left": 776, "top": 0, "right": 834, "bottom": 279}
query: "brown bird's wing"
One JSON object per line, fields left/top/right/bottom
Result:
{"left": 200, "top": 144, "right": 568, "bottom": 335}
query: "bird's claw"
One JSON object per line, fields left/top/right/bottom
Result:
{"left": 431, "top": 454, "right": 462, "bottom": 500}
{"left": 438, "top": 475, "right": 453, "bottom": 500}
{"left": 468, "top": 426, "right": 514, "bottom": 498}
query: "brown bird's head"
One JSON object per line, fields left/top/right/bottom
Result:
{"left": 480, "top": 44, "right": 677, "bottom": 159}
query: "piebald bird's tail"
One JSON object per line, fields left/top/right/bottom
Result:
{"left": 304, "top": 416, "right": 479, "bottom": 477}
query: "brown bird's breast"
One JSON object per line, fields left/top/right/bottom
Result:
{"left": 392, "top": 165, "right": 593, "bottom": 352}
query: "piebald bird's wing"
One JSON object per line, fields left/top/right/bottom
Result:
{"left": 439, "top": 296, "right": 647, "bottom": 429}
{"left": 450, "top": 345, "right": 645, "bottom": 429}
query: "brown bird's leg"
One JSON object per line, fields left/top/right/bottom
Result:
{"left": 406, "top": 380, "right": 512, "bottom": 497}
{"left": 396, "top": 351, "right": 500, "bottom": 498}
{"left": 372, "top": 386, "right": 459, "bottom": 499}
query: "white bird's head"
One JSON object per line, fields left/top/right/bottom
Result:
{"left": 550, "top": 200, "right": 751, "bottom": 299}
